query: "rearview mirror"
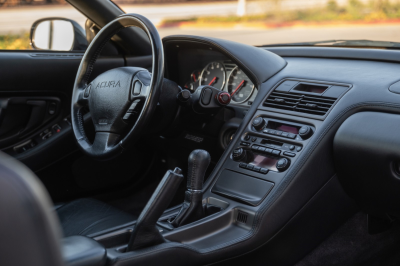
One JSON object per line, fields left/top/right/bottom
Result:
{"left": 30, "top": 18, "right": 88, "bottom": 51}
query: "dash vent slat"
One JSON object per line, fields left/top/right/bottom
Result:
{"left": 264, "top": 91, "right": 336, "bottom": 116}
{"left": 237, "top": 211, "right": 248, "bottom": 224}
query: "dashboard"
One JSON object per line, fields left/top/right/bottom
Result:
{"left": 166, "top": 47, "right": 258, "bottom": 107}
{"left": 161, "top": 35, "right": 400, "bottom": 266}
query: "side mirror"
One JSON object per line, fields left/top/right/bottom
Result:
{"left": 30, "top": 17, "right": 88, "bottom": 51}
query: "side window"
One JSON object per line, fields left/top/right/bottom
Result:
{"left": 0, "top": 2, "right": 87, "bottom": 51}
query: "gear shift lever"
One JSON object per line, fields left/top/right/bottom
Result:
{"left": 127, "top": 167, "right": 183, "bottom": 251}
{"left": 171, "top": 149, "right": 211, "bottom": 227}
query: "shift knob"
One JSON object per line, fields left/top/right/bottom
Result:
{"left": 170, "top": 149, "right": 210, "bottom": 227}
{"left": 187, "top": 149, "right": 211, "bottom": 191}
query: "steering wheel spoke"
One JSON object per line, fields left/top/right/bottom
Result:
{"left": 90, "top": 132, "right": 121, "bottom": 156}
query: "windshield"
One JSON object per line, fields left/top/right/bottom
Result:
{"left": 120, "top": 0, "right": 400, "bottom": 48}
{"left": 1, "top": 0, "right": 399, "bottom": 49}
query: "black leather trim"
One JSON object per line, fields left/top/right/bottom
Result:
{"left": 62, "top": 235, "right": 107, "bottom": 266}
{"left": 0, "top": 152, "right": 64, "bottom": 266}
{"left": 57, "top": 198, "right": 135, "bottom": 237}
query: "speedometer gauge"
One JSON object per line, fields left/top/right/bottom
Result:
{"left": 227, "top": 67, "right": 255, "bottom": 103}
{"left": 200, "top": 61, "right": 226, "bottom": 90}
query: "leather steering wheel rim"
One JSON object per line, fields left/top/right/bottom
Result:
{"left": 71, "top": 14, "right": 164, "bottom": 159}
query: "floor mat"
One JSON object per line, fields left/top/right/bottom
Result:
{"left": 295, "top": 212, "right": 400, "bottom": 266}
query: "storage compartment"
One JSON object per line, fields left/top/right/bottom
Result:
{"left": 334, "top": 112, "right": 400, "bottom": 215}
{"left": 212, "top": 169, "right": 274, "bottom": 206}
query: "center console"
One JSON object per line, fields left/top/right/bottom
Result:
{"left": 82, "top": 78, "right": 339, "bottom": 266}
{"left": 211, "top": 113, "right": 317, "bottom": 207}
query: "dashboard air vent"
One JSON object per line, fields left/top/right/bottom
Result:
{"left": 237, "top": 211, "right": 248, "bottom": 224}
{"left": 264, "top": 91, "right": 336, "bottom": 116}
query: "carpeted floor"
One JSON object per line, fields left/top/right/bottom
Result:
{"left": 295, "top": 212, "right": 400, "bottom": 266}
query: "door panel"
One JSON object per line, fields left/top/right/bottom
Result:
{"left": 0, "top": 50, "right": 125, "bottom": 170}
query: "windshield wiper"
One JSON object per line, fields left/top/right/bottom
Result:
{"left": 263, "top": 39, "right": 400, "bottom": 48}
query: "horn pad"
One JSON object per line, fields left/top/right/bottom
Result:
{"left": 89, "top": 67, "right": 144, "bottom": 133}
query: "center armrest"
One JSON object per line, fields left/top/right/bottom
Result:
{"left": 62, "top": 235, "right": 106, "bottom": 266}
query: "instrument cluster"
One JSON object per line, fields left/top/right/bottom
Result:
{"left": 183, "top": 61, "right": 257, "bottom": 105}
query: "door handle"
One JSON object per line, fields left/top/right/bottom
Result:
{"left": 19, "top": 100, "right": 46, "bottom": 135}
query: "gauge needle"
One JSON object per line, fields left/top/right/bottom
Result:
{"left": 231, "top": 80, "right": 245, "bottom": 96}
{"left": 192, "top": 74, "right": 197, "bottom": 82}
{"left": 208, "top": 77, "right": 217, "bottom": 86}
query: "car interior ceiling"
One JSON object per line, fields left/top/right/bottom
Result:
{"left": 3, "top": 0, "right": 400, "bottom": 266}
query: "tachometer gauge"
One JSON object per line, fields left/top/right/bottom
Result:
{"left": 191, "top": 70, "right": 201, "bottom": 83}
{"left": 200, "top": 61, "right": 226, "bottom": 90}
{"left": 184, "top": 70, "right": 201, "bottom": 92}
{"left": 227, "top": 67, "right": 255, "bottom": 103}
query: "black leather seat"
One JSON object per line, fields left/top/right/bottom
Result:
{"left": 0, "top": 151, "right": 114, "bottom": 266}
{"left": 56, "top": 198, "right": 135, "bottom": 237}
{"left": 0, "top": 152, "right": 65, "bottom": 266}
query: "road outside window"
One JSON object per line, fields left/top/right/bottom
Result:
{"left": 1, "top": 0, "right": 400, "bottom": 50}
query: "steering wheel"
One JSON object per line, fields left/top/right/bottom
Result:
{"left": 71, "top": 14, "right": 163, "bottom": 160}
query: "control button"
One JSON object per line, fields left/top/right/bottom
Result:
{"left": 253, "top": 166, "right": 261, "bottom": 172}
{"left": 252, "top": 117, "right": 266, "bottom": 130}
{"left": 246, "top": 164, "right": 254, "bottom": 170}
{"left": 272, "top": 150, "right": 281, "bottom": 156}
{"left": 233, "top": 148, "right": 246, "bottom": 161}
{"left": 40, "top": 129, "right": 50, "bottom": 137}
{"left": 296, "top": 146, "right": 302, "bottom": 152}
{"left": 276, "top": 158, "right": 290, "bottom": 172}
{"left": 201, "top": 88, "right": 213, "bottom": 105}
{"left": 239, "top": 163, "right": 247, "bottom": 168}
{"left": 260, "top": 168, "right": 269, "bottom": 174}
{"left": 217, "top": 91, "right": 231, "bottom": 105}
{"left": 124, "top": 99, "right": 142, "bottom": 121}
{"left": 132, "top": 81, "right": 142, "bottom": 96}
{"left": 48, "top": 102, "right": 57, "bottom": 115}
{"left": 177, "top": 89, "right": 191, "bottom": 102}
{"left": 251, "top": 137, "right": 257, "bottom": 142}
{"left": 263, "top": 129, "right": 273, "bottom": 134}
{"left": 275, "top": 130, "right": 283, "bottom": 136}
{"left": 289, "top": 145, "right": 295, "bottom": 151}
{"left": 283, "top": 151, "right": 296, "bottom": 157}
{"left": 52, "top": 124, "right": 61, "bottom": 133}
{"left": 251, "top": 145, "right": 259, "bottom": 151}
{"left": 299, "top": 125, "right": 313, "bottom": 139}
{"left": 288, "top": 133, "right": 296, "bottom": 139}
{"left": 265, "top": 148, "right": 273, "bottom": 154}
{"left": 240, "top": 142, "right": 250, "bottom": 146}
{"left": 244, "top": 135, "right": 251, "bottom": 141}
{"left": 128, "top": 99, "right": 141, "bottom": 113}
{"left": 123, "top": 112, "right": 134, "bottom": 120}
{"left": 84, "top": 85, "right": 92, "bottom": 98}
{"left": 257, "top": 146, "right": 266, "bottom": 152}
{"left": 42, "top": 132, "right": 53, "bottom": 140}
{"left": 281, "top": 132, "right": 289, "bottom": 137}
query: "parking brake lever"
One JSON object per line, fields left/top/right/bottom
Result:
{"left": 127, "top": 167, "right": 183, "bottom": 251}
{"left": 171, "top": 149, "right": 211, "bottom": 227}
